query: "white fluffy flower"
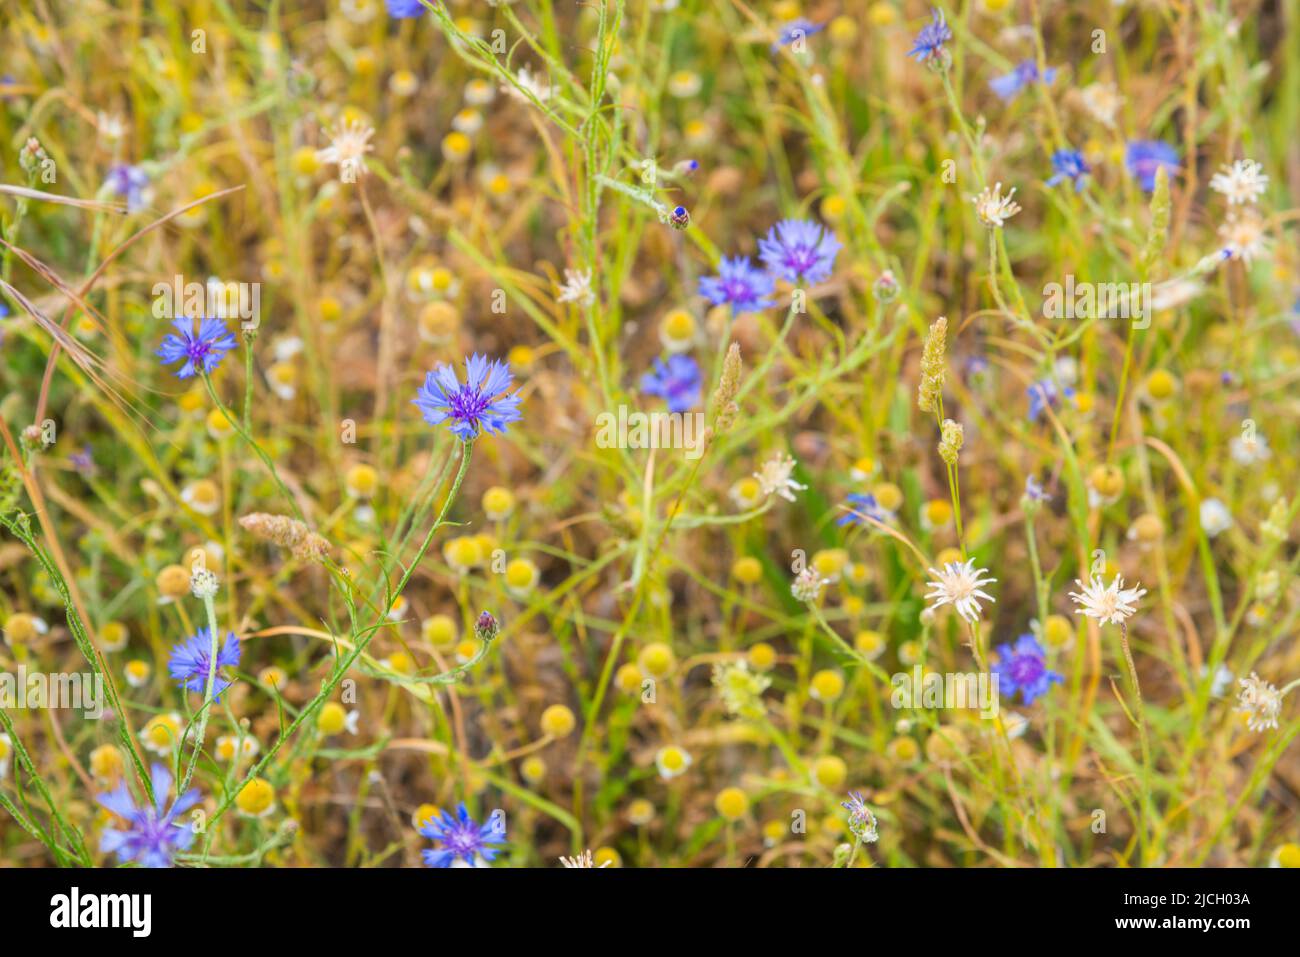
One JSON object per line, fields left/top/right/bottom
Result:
{"left": 1069, "top": 574, "right": 1147, "bottom": 626}
{"left": 1209, "top": 159, "right": 1268, "bottom": 206}
{"left": 1218, "top": 208, "right": 1271, "bottom": 264}
{"left": 924, "top": 559, "right": 997, "bottom": 623}
{"left": 791, "top": 568, "right": 828, "bottom": 603}
{"left": 1235, "top": 672, "right": 1282, "bottom": 732}
{"left": 971, "top": 183, "right": 1021, "bottom": 229}
{"left": 1200, "top": 498, "right": 1233, "bottom": 538}
{"left": 754, "top": 453, "right": 808, "bottom": 503}
{"left": 504, "top": 65, "right": 551, "bottom": 103}
{"left": 316, "top": 120, "right": 374, "bottom": 179}
{"left": 556, "top": 269, "right": 595, "bottom": 307}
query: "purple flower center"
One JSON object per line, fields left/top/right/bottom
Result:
{"left": 440, "top": 820, "right": 488, "bottom": 860}
{"left": 447, "top": 383, "right": 492, "bottom": 427}
{"left": 1006, "top": 654, "right": 1046, "bottom": 687}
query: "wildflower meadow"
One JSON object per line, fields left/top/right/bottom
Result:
{"left": 1, "top": 0, "right": 1299, "bottom": 896}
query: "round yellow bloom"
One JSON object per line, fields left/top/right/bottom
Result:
{"left": 828, "top": 15, "right": 858, "bottom": 46}
{"left": 443, "top": 535, "right": 483, "bottom": 571}
{"left": 318, "top": 295, "right": 343, "bottom": 324}
{"left": 1145, "top": 369, "right": 1177, "bottom": 401}
{"left": 868, "top": 2, "right": 897, "bottom": 25}
{"left": 423, "top": 614, "right": 458, "bottom": 648}
{"left": 593, "top": 846, "right": 622, "bottom": 868}
{"left": 812, "top": 548, "right": 849, "bottom": 582}
{"left": 259, "top": 665, "right": 287, "bottom": 690}
{"left": 181, "top": 478, "right": 220, "bottom": 516}
{"left": 1129, "top": 513, "right": 1164, "bottom": 546}
{"left": 627, "top": 798, "right": 655, "bottom": 826}
{"left": 520, "top": 756, "right": 546, "bottom": 784}
{"left": 4, "top": 613, "right": 47, "bottom": 644}
{"left": 236, "top": 778, "right": 276, "bottom": 817}
{"left": 345, "top": 463, "right": 379, "bottom": 499}
{"left": 638, "top": 642, "right": 676, "bottom": 679}
{"left": 1088, "top": 464, "right": 1124, "bottom": 501}
{"left": 505, "top": 558, "right": 540, "bottom": 596}
{"left": 810, "top": 670, "right": 845, "bottom": 702}
{"left": 732, "top": 556, "right": 763, "bottom": 584}
{"left": 156, "top": 564, "right": 192, "bottom": 600}
{"left": 812, "top": 755, "right": 848, "bottom": 790}
{"left": 1275, "top": 843, "right": 1300, "bottom": 868}
{"left": 413, "top": 803, "right": 441, "bottom": 830}
{"left": 715, "top": 787, "right": 749, "bottom": 821}
{"left": 898, "top": 640, "right": 921, "bottom": 666}
{"left": 934, "top": 546, "right": 963, "bottom": 568}
{"left": 317, "top": 702, "right": 348, "bottom": 735}
{"left": 1041, "top": 614, "right": 1073, "bottom": 649}
{"left": 89, "top": 744, "right": 125, "bottom": 782}
{"left": 482, "top": 486, "right": 516, "bottom": 521}
{"left": 854, "top": 630, "right": 886, "bottom": 660}
{"left": 98, "top": 621, "right": 128, "bottom": 650}
{"left": 659, "top": 308, "right": 697, "bottom": 352}
{"left": 125, "top": 660, "right": 152, "bottom": 689}
{"left": 615, "top": 662, "right": 643, "bottom": 694}
{"left": 292, "top": 145, "right": 321, "bottom": 176}
{"left": 418, "top": 301, "right": 460, "bottom": 343}
{"left": 923, "top": 499, "right": 953, "bottom": 528}
{"left": 655, "top": 745, "right": 691, "bottom": 779}
{"left": 540, "top": 704, "right": 576, "bottom": 738}
{"left": 141, "top": 713, "right": 183, "bottom": 754}
{"left": 441, "top": 131, "right": 472, "bottom": 163}
{"left": 888, "top": 736, "right": 920, "bottom": 763}
{"left": 200, "top": 407, "right": 237, "bottom": 443}
{"left": 748, "top": 642, "right": 777, "bottom": 671}
{"left": 872, "top": 482, "right": 903, "bottom": 513}
{"left": 821, "top": 194, "right": 848, "bottom": 222}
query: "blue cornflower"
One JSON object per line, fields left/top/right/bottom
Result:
{"left": 699, "top": 256, "right": 776, "bottom": 313}
{"left": 156, "top": 317, "right": 238, "bottom": 379}
{"left": 386, "top": 0, "right": 427, "bottom": 17}
{"left": 908, "top": 8, "right": 952, "bottom": 63}
{"left": 104, "top": 163, "right": 150, "bottom": 212}
{"left": 758, "top": 219, "right": 842, "bottom": 285}
{"left": 413, "top": 354, "right": 523, "bottom": 441}
{"left": 1023, "top": 474, "right": 1051, "bottom": 504}
{"left": 418, "top": 803, "right": 506, "bottom": 867}
{"left": 1027, "top": 377, "right": 1073, "bottom": 422}
{"left": 640, "top": 355, "right": 702, "bottom": 413}
{"left": 1125, "top": 140, "right": 1179, "bottom": 192}
{"left": 837, "top": 492, "right": 890, "bottom": 527}
{"left": 771, "top": 18, "right": 826, "bottom": 53}
{"left": 96, "top": 763, "right": 201, "bottom": 868}
{"left": 168, "top": 627, "right": 242, "bottom": 701}
{"left": 991, "top": 634, "right": 1062, "bottom": 705}
{"left": 989, "top": 60, "right": 1057, "bottom": 102}
{"left": 1046, "top": 148, "right": 1090, "bottom": 191}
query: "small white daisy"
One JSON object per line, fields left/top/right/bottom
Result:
{"left": 556, "top": 269, "right": 595, "bottom": 307}
{"left": 1200, "top": 498, "right": 1233, "bottom": 538}
{"left": 1230, "top": 432, "right": 1271, "bottom": 466}
{"left": 923, "top": 559, "right": 997, "bottom": 623}
{"left": 504, "top": 65, "right": 551, "bottom": 104}
{"left": 971, "top": 182, "right": 1021, "bottom": 229}
{"left": 754, "top": 453, "right": 808, "bottom": 503}
{"left": 316, "top": 120, "right": 374, "bottom": 179}
{"left": 1218, "top": 208, "right": 1271, "bottom": 264}
{"left": 1209, "top": 159, "right": 1268, "bottom": 206}
{"left": 1078, "top": 82, "right": 1122, "bottom": 127}
{"left": 1235, "top": 672, "right": 1282, "bottom": 732}
{"left": 1068, "top": 574, "right": 1147, "bottom": 626}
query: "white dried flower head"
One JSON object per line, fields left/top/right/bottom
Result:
{"left": 190, "top": 567, "right": 220, "bottom": 600}
{"left": 556, "top": 269, "right": 595, "bottom": 307}
{"left": 1209, "top": 159, "right": 1269, "bottom": 206}
{"left": 1078, "top": 82, "right": 1122, "bottom": 127}
{"left": 505, "top": 65, "right": 551, "bottom": 103}
{"left": 1218, "top": 208, "right": 1271, "bottom": 264}
{"left": 1200, "top": 498, "right": 1233, "bottom": 538}
{"left": 316, "top": 120, "right": 374, "bottom": 178}
{"left": 791, "top": 568, "right": 828, "bottom": 603}
{"left": 1235, "top": 672, "right": 1282, "bottom": 732}
{"left": 1230, "top": 432, "right": 1271, "bottom": 466}
{"left": 923, "top": 559, "right": 996, "bottom": 623}
{"left": 559, "top": 849, "right": 610, "bottom": 868}
{"left": 971, "top": 182, "right": 1021, "bottom": 228}
{"left": 754, "top": 453, "right": 808, "bottom": 503}
{"left": 1068, "top": 574, "right": 1147, "bottom": 626}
